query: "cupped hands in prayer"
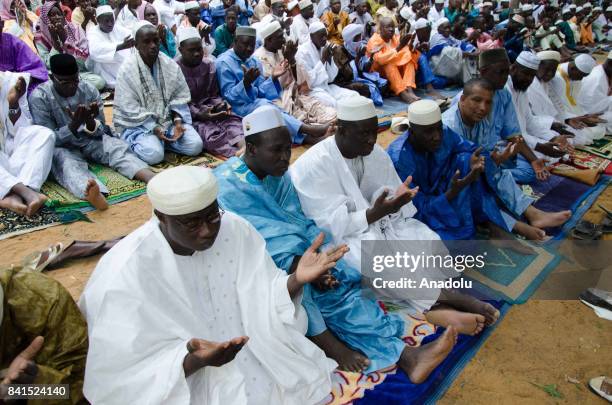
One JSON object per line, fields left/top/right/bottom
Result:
{"left": 366, "top": 176, "right": 419, "bottom": 224}
{"left": 294, "top": 233, "right": 348, "bottom": 287}
{"left": 183, "top": 336, "right": 249, "bottom": 377}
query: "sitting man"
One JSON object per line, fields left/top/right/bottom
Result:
{"left": 176, "top": 27, "right": 244, "bottom": 158}
{"left": 216, "top": 25, "right": 331, "bottom": 145}
{"left": 86, "top": 5, "right": 134, "bottom": 89}
{"left": 290, "top": 0, "right": 315, "bottom": 45}
{"left": 213, "top": 5, "right": 238, "bottom": 57}
{"left": 79, "top": 165, "right": 338, "bottom": 404}
{"left": 505, "top": 51, "right": 577, "bottom": 163}
{"left": 578, "top": 51, "right": 612, "bottom": 134}
{"left": 0, "top": 21, "right": 49, "bottom": 95}
{"left": 254, "top": 21, "right": 337, "bottom": 128}
{"left": 114, "top": 21, "right": 204, "bottom": 165}
{"left": 215, "top": 105, "right": 464, "bottom": 382}
{"left": 30, "top": 54, "right": 155, "bottom": 210}
{"left": 390, "top": 96, "right": 570, "bottom": 242}
{"left": 0, "top": 72, "right": 54, "bottom": 217}
{"left": 1, "top": 258, "right": 88, "bottom": 403}
{"left": 445, "top": 48, "right": 548, "bottom": 185}
{"left": 366, "top": 17, "right": 420, "bottom": 104}
{"left": 290, "top": 96, "right": 502, "bottom": 336}
{"left": 295, "top": 21, "right": 360, "bottom": 108}
{"left": 529, "top": 51, "right": 605, "bottom": 147}
{"left": 320, "top": 0, "right": 349, "bottom": 45}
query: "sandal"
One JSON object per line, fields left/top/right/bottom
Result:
{"left": 571, "top": 220, "right": 603, "bottom": 240}
{"left": 579, "top": 288, "right": 612, "bottom": 312}
{"left": 589, "top": 376, "right": 612, "bottom": 402}
{"left": 20, "top": 242, "right": 64, "bottom": 273}
{"left": 47, "top": 237, "right": 125, "bottom": 269}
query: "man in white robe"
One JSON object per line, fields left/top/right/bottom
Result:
{"left": 79, "top": 165, "right": 340, "bottom": 404}
{"left": 86, "top": 6, "right": 134, "bottom": 89}
{"left": 529, "top": 50, "right": 605, "bottom": 146}
{"left": 290, "top": 0, "right": 316, "bottom": 44}
{"left": 152, "top": 0, "right": 182, "bottom": 32}
{"left": 290, "top": 97, "right": 501, "bottom": 333}
{"left": 505, "top": 51, "right": 573, "bottom": 163}
{"left": 295, "top": 21, "right": 359, "bottom": 107}
{"left": 427, "top": 0, "right": 445, "bottom": 23}
{"left": 0, "top": 72, "right": 54, "bottom": 217}
{"left": 578, "top": 51, "right": 612, "bottom": 134}
{"left": 115, "top": 0, "right": 149, "bottom": 33}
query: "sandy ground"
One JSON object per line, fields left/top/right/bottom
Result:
{"left": 1, "top": 128, "right": 611, "bottom": 403}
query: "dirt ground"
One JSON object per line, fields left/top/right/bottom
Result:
{"left": 1, "top": 129, "right": 611, "bottom": 404}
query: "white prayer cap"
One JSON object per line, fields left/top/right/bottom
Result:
{"left": 583, "top": 2, "right": 592, "bottom": 8}
{"left": 271, "top": 0, "right": 283, "bottom": 4}
{"left": 299, "top": 0, "right": 312, "bottom": 9}
{"left": 593, "top": 6, "right": 602, "bottom": 12}
{"left": 482, "top": 1, "right": 493, "bottom": 7}
{"left": 569, "top": 4, "right": 576, "bottom": 9}
{"left": 236, "top": 26, "right": 257, "bottom": 37}
{"left": 177, "top": 26, "right": 200, "bottom": 44}
{"left": 287, "top": 0, "right": 298, "bottom": 10}
{"left": 408, "top": 99, "right": 441, "bottom": 126}
{"left": 608, "top": 50, "right": 612, "bottom": 59}
{"left": 414, "top": 18, "right": 429, "bottom": 30}
{"left": 132, "top": 20, "right": 153, "bottom": 38}
{"left": 537, "top": 50, "right": 560, "bottom": 62}
{"left": 574, "top": 54, "right": 596, "bottom": 74}
{"left": 436, "top": 17, "right": 450, "bottom": 28}
{"left": 399, "top": 6, "right": 411, "bottom": 20}
{"left": 147, "top": 166, "right": 218, "bottom": 216}
{"left": 520, "top": 3, "right": 533, "bottom": 11}
{"left": 309, "top": 20, "right": 327, "bottom": 34}
{"left": 512, "top": 14, "right": 525, "bottom": 24}
{"left": 576, "top": 6, "right": 583, "bottom": 12}
{"left": 184, "top": 1, "right": 200, "bottom": 10}
{"left": 435, "top": 0, "right": 444, "bottom": 4}
{"left": 607, "top": 6, "right": 612, "bottom": 12}
{"left": 242, "top": 105, "right": 285, "bottom": 136}
{"left": 337, "top": 96, "right": 377, "bottom": 121}
{"left": 261, "top": 21, "right": 282, "bottom": 40}
{"left": 562, "top": 6, "right": 571, "bottom": 13}
{"left": 95, "top": 5, "right": 113, "bottom": 17}
{"left": 516, "top": 51, "right": 540, "bottom": 70}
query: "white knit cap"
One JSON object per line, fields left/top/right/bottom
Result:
{"left": 184, "top": 1, "right": 200, "bottom": 10}
{"left": 512, "top": 14, "right": 525, "bottom": 24}
{"left": 299, "top": 0, "right": 312, "bottom": 9}
{"left": 434, "top": 0, "right": 444, "bottom": 4}
{"left": 537, "top": 50, "right": 560, "bottom": 62}
{"left": 408, "top": 99, "right": 441, "bottom": 126}
{"left": 575, "top": 54, "right": 596, "bottom": 74}
{"left": 147, "top": 166, "right": 218, "bottom": 216}
{"left": 287, "top": 0, "right": 298, "bottom": 10}
{"left": 399, "top": 6, "right": 411, "bottom": 20}
{"left": 482, "top": 1, "right": 493, "bottom": 7}
{"left": 516, "top": 50, "right": 540, "bottom": 70}
{"left": 308, "top": 20, "right": 327, "bottom": 33}
{"left": 576, "top": 6, "right": 583, "bottom": 12}
{"left": 132, "top": 20, "right": 153, "bottom": 38}
{"left": 593, "top": 6, "right": 602, "bottom": 12}
{"left": 337, "top": 96, "right": 377, "bottom": 121}
{"left": 242, "top": 105, "right": 285, "bottom": 136}
{"left": 271, "top": 0, "right": 283, "bottom": 4}
{"left": 569, "top": 4, "right": 576, "bottom": 9}
{"left": 583, "top": 2, "right": 592, "bottom": 8}
{"left": 95, "top": 5, "right": 113, "bottom": 17}
{"left": 520, "top": 3, "right": 533, "bottom": 11}
{"left": 414, "top": 18, "right": 429, "bottom": 30}
{"left": 260, "top": 20, "right": 282, "bottom": 40}
{"left": 177, "top": 26, "right": 200, "bottom": 44}
{"left": 607, "top": 6, "right": 612, "bottom": 12}
{"left": 236, "top": 26, "right": 257, "bottom": 37}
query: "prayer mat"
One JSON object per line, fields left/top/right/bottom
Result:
{"left": 0, "top": 208, "right": 88, "bottom": 241}
{"left": 43, "top": 152, "right": 226, "bottom": 213}
{"left": 550, "top": 150, "right": 611, "bottom": 185}
{"left": 325, "top": 300, "right": 510, "bottom": 404}
{"left": 577, "top": 135, "right": 612, "bottom": 160}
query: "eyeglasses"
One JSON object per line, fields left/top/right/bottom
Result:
{"left": 176, "top": 208, "right": 225, "bottom": 232}
{"left": 52, "top": 75, "right": 80, "bottom": 86}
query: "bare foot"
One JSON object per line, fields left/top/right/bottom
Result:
{"left": 440, "top": 292, "right": 501, "bottom": 326}
{"left": 425, "top": 307, "right": 486, "bottom": 335}
{"left": 524, "top": 206, "right": 572, "bottom": 229}
{"left": 20, "top": 189, "right": 47, "bottom": 217}
{"left": 400, "top": 89, "right": 421, "bottom": 104}
{"left": 425, "top": 86, "right": 444, "bottom": 100}
{"left": 0, "top": 193, "right": 27, "bottom": 215}
{"left": 398, "top": 326, "right": 457, "bottom": 383}
{"left": 84, "top": 179, "right": 109, "bottom": 211}
{"left": 489, "top": 222, "right": 536, "bottom": 255}
{"left": 310, "top": 330, "right": 370, "bottom": 373}
{"left": 513, "top": 221, "right": 551, "bottom": 242}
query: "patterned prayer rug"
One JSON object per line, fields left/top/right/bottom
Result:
{"left": 43, "top": 152, "right": 226, "bottom": 213}
{"left": 577, "top": 135, "right": 612, "bottom": 160}
{"left": 0, "top": 208, "right": 88, "bottom": 241}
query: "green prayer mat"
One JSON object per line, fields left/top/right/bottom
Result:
{"left": 577, "top": 135, "right": 612, "bottom": 160}
{"left": 0, "top": 208, "right": 87, "bottom": 241}
{"left": 43, "top": 153, "right": 226, "bottom": 213}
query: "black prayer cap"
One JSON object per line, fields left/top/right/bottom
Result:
{"left": 478, "top": 48, "right": 510, "bottom": 69}
{"left": 50, "top": 53, "right": 79, "bottom": 76}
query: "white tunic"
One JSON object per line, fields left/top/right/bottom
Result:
{"left": 86, "top": 25, "right": 132, "bottom": 88}
{"left": 79, "top": 213, "right": 336, "bottom": 405}
{"left": 289, "top": 136, "right": 455, "bottom": 312}
{"left": 427, "top": 6, "right": 445, "bottom": 23}
{"left": 528, "top": 76, "right": 604, "bottom": 145}
{"left": 578, "top": 64, "right": 612, "bottom": 134}
{"left": 152, "top": 0, "right": 181, "bottom": 30}
{"left": 0, "top": 72, "right": 54, "bottom": 199}
{"left": 506, "top": 77, "right": 559, "bottom": 161}
{"left": 289, "top": 14, "right": 312, "bottom": 45}
{"left": 115, "top": 4, "right": 141, "bottom": 32}
{"left": 295, "top": 40, "right": 359, "bottom": 108}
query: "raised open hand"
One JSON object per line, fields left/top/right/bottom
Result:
{"left": 295, "top": 233, "right": 348, "bottom": 285}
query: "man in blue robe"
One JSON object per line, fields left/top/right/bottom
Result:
{"left": 445, "top": 48, "right": 549, "bottom": 185}
{"left": 215, "top": 26, "right": 330, "bottom": 145}
{"left": 214, "top": 105, "right": 465, "bottom": 382}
